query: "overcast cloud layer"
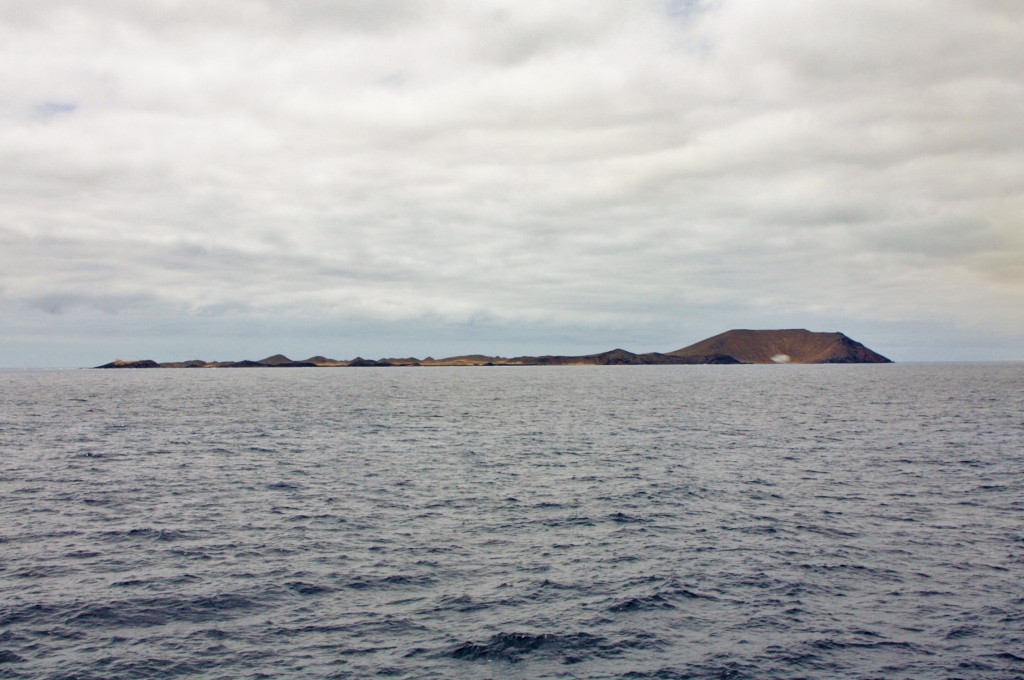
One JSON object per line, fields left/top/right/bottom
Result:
{"left": 2, "top": 0, "right": 1022, "bottom": 365}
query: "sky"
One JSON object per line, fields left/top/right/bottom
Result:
{"left": 2, "top": 0, "right": 1022, "bottom": 366}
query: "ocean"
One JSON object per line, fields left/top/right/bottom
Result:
{"left": 1, "top": 364, "right": 1022, "bottom": 679}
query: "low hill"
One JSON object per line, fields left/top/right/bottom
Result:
{"left": 257, "top": 354, "right": 295, "bottom": 365}
{"left": 513, "top": 349, "right": 741, "bottom": 365}
{"left": 668, "top": 329, "right": 891, "bottom": 364}
{"left": 96, "top": 359, "right": 161, "bottom": 368}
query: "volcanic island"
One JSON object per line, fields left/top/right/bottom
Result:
{"left": 96, "top": 329, "right": 892, "bottom": 368}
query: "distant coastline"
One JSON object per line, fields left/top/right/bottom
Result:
{"left": 96, "top": 329, "right": 892, "bottom": 368}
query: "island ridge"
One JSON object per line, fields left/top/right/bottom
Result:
{"left": 96, "top": 329, "right": 892, "bottom": 368}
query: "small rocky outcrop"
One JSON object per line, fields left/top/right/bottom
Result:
{"left": 348, "top": 357, "right": 393, "bottom": 367}
{"left": 157, "top": 359, "right": 209, "bottom": 368}
{"left": 95, "top": 359, "right": 161, "bottom": 368}
{"left": 221, "top": 360, "right": 267, "bottom": 368}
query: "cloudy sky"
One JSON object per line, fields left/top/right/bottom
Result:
{"left": 2, "top": 0, "right": 1022, "bottom": 366}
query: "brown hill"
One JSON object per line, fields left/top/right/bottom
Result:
{"left": 257, "top": 354, "right": 294, "bottom": 365}
{"left": 668, "top": 329, "right": 891, "bottom": 364}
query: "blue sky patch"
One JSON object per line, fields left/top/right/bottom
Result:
{"left": 33, "top": 101, "right": 77, "bottom": 118}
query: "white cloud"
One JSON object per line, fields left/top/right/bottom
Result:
{"left": 1, "top": 0, "right": 1022, "bottom": 364}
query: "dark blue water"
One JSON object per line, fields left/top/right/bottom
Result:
{"left": 1, "top": 364, "right": 1022, "bottom": 678}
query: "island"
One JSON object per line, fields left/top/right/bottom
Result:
{"left": 95, "top": 329, "right": 892, "bottom": 368}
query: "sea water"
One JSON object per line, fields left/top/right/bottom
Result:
{"left": 0, "top": 364, "right": 1022, "bottom": 678}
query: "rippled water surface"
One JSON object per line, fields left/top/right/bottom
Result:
{"left": 1, "top": 364, "right": 1022, "bottom": 678}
